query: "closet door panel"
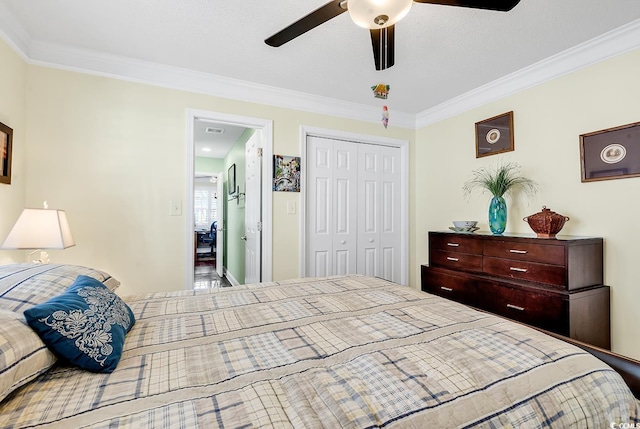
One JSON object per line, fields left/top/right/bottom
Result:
{"left": 306, "top": 137, "right": 334, "bottom": 276}
{"left": 358, "top": 145, "right": 380, "bottom": 277}
{"left": 332, "top": 142, "right": 358, "bottom": 275}
{"left": 314, "top": 251, "right": 330, "bottom": 277}
{"left": 335, "top": 250, "right": 350, "bottom": 275}
{"left": 363, "top": 247, "right": 378, "bottom": 277}
{"left": 379, "top": 146, "right": 401, "bottom": 282}
{"left": 381, "top": 246, "right": 395, "bottom": 281}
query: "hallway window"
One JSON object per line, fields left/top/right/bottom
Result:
{"left": 194, "top": 183, "right": 217, "bottom": 228}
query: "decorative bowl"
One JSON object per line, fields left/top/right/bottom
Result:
{"left": 453, "top": 221, "right": 478, "bottom": 229}
{"left": 523, "top": 206, "right": 569, "bottom": 238}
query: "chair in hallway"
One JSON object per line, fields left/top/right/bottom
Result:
{"left": 210, "top": 221, "right": 217, "bottom": 255}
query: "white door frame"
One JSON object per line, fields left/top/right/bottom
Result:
{"left": 185, "top": 108, "right": 273, "bottom": 288}
{"left": 300, "top": 126, "right": 409, "bottom": 285}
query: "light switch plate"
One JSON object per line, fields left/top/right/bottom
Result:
{"left": 170, "top": 200, "right": 182, "bottom": 216}
{"left": 287, "top": 200, "right": 296, "bottom": 214}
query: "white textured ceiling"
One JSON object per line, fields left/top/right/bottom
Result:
{"left": 194, "top": 120, "right": 246, "bottom": 159}
{"left": 1, "top": 0, "right": 640, "bottom": 118}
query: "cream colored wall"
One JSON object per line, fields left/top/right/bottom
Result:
{"left": 194, "top": 156, "right": 224, "bottom": 174}
{"left": 10, "top": 35, "right": 635, "bottom": 358}
{"left": 415, "top": 48, "right": 640, "bottom": 359}
{"left": 0, "top": 40, "right": 27, "bottom": 264}
{"left": 20, "top": 64, "right": 414, "bottom": 296}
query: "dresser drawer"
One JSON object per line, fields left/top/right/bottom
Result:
{"left": 479, "top": 282, "right": 567, "bottom": 333}
{"left": 483, "top": 240, "right": 565, "bottom": 265}
{"left": 421, "top": 266, "right": 476, "bottom": 306}
{"left": 430, "top": 250, "right": 483, "bottom": 272}
{"left": 430, "top": 234, "right": 483, "bottom": 255}
{"left": 483, "top": 256, "right": 566, "bottom": 287}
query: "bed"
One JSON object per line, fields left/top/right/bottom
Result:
{"left": 0, "top": 264, "right": 638, "bottom": 428}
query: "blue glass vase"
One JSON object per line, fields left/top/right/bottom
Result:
{"left": 488, "top": 196, "right": 507, "bottom": 234}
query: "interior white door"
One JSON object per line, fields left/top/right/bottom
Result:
{"left": 306, "top": 136, "right": 401, "bottom": 282}
{"left": 215, "top": 172, "right": 224, "bottom": 278}
{"left": 244, "top": 132, "right": 262, "bottom": 283}
{"left": 306, "top": 136, "right": 358, "bottom": 276}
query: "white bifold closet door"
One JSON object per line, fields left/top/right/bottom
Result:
{"left": 306, "top": 135, "right": 401, "bottom": 283}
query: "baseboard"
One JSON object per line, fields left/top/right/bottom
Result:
{"left": 225, "top": 269, "right": 240, "bottom": 286}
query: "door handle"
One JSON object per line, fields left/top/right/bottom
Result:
{"left": 240, "top": 236, "right": 247, "bottom": 241}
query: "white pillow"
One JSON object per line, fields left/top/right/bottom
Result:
{"left": 0, "top": 263, "right": 120, "bottom": 313}
{"left": 0, "top": 309, "right": 57, "bottom": 402}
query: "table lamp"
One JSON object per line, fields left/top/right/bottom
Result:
{"left": 1, "top": 202, "right": 75, "bottom": 263}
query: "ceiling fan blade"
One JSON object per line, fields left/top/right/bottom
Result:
{"left": 265, "top": 0, "right": 347, "bottom": 47}
{"left": 412, "top": 0, "right": 521, "bottom": 12}
{"left": 370, "top": 25, "right": 395, "bottom": 71}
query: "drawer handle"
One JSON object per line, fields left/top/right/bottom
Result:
{"left": 509, "top": 249, "right": 527, "bottom": 254}
{"left": 446, "top": 243, "right": 459, "bottom": 247}
{"left": 440, "top": 287, "right": 453, "bottom": 292}
{"left": 509, "top": 267, "right": 528, "bottom": 273}
{"left": 446, "top": 257, "right": 459, "bottom": 262}
{"left": 507, "top": 304, "right": 525, "bottom": 311}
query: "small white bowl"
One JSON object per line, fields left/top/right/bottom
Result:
{"left": 453, "top": 220, "right": 478, "bottom": 229}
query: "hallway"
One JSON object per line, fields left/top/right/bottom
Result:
{"left": 194, "top": 263, "right": 232, "bottom": 289}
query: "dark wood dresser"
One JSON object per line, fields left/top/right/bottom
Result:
{"left": 421, "top": 231, "right": 610, "bottom": 349}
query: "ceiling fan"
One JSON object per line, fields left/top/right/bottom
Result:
{"left": 265, "top": 0, "right": 522, "bottom": 71}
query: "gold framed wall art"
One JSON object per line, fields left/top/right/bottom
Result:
{"left": 0, "top": 122, "right": 13, "bottom": 185}
{"left": 580, "top": 121, "right": 640, "bottom": 182}
{"left": 475, "top": 111, "right": 514, "bottom": 158}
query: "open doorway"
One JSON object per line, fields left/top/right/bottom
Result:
{"left": 185, "top": 109, "right": 273, "bottom": 289}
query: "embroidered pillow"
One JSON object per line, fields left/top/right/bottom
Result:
{"left": 23, "top": 275, "right": 135, "bottom": 373}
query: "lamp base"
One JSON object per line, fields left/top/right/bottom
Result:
{"left": 27, "top": 250, "right": 50, "bottom": 264}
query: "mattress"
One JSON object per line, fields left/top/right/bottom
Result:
{"left": 1, "top": 273, "right": 638, "bottom": 428}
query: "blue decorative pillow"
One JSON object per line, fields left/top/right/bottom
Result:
{"left": 23, "top": 275, "right": 135, "bottom": 373}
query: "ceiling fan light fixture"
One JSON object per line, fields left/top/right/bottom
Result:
{"left": 348, "top": 0, "right": 413, "bottom": 29}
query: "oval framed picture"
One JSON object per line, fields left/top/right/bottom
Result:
{"left": 600, "top": 143, "right": 626, "bottom": 164}
{"left": 486, "top": 129, "right": 501, "bottom": 144}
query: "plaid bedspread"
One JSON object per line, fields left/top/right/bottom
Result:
{"left": 1, "top": 275, "right": 638, "bottom": 428}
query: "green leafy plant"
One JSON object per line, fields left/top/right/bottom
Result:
{"left": 463, "top": 161, "right": 538, "bottom": 199}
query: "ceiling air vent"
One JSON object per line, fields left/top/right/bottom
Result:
{"left": 205, "top": 127, "right": 224, "bottom": 134}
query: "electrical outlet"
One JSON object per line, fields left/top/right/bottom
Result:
{"left": 170, "top": 200, "right": 182, "bottom": 216}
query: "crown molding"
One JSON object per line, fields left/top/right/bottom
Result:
{"left": 415, "top": 18, "right": 640, "bottom": 129}
{"left": 22, "top": 39, "right": 417, "bottom": 129}
{"left": 0, "top": 2, "right": 31, "bottom": 61}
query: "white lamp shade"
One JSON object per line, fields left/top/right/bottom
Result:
{"left": 348, "top": 0, "right": 413, "bottom": 29}
{"left": 1, "top": 208, "right": 75, "bottom": 250}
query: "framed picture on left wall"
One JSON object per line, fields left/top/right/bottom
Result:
{"left": 0, "top": 122, "right": 13, "bottom": 185}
